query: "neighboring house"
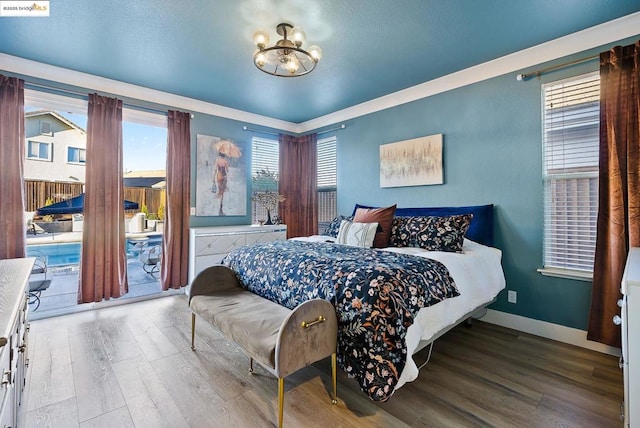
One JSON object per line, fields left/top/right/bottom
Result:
{"left": 123, "top": 169, "right": 165, "bottom": 188}
{"left": 24, "top": 110, "right": 86, "bottom": 184}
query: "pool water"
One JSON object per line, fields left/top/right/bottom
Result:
{"left": 27, "top": 236, "right": 162, "bottom": 267}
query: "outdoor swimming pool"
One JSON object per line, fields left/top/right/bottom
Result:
{"left": 27, "top": 236, "right": 163, "bottom": 267}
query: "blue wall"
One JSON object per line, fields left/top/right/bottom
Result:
{"left": 330, "top": 36, "right": 639, "bottom": 330}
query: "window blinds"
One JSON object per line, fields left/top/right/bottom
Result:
{"left": 317, "top": 136, "right": 337, "bottom": 189}
{"left": 542, "top": 72, "right": 600, "bottom": 272}
{"left": 251, "top": 137, "right": 279, "bottom": 177}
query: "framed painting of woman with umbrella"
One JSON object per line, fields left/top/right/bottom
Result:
{"left": 195, "top": 134, "right": 247, "bottom": 216}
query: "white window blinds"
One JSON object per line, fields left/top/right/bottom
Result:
{"left": 251, "top": 137, "right": 279, "bottom": 178}
{"left": 317, "top": 136, "right": 337, "bottom": 189}
{"left": 542, "top": 72, "right": 600, "bottom": 273}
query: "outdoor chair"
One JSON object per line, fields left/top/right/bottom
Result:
{"left": 24, "top": 211, "right": 45, "bottom": 235}
{"left": 139, "top": 245, "right": 161, "bottom": 278}
{"left": 28, "top": 251, "right": 51, "bottom": 311}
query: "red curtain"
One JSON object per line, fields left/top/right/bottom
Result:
{"left": 278, "top": 133, "right": 318, "bottom": 238}
{"left": 160, "top": 110, "right": 191, "bottom": 290}
{"left": 589, "top": 41, "right": 640, "bottom": 347}
{"left": 0, "top": 75, "right": 26, "bottom": 260}
{"left": 78, "top": 94, "right": 128, "bottom": 303}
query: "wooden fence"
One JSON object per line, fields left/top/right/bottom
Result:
{"left": 25, "top": 180, "right": 165, "bottom": 217}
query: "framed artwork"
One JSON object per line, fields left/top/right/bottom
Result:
{"left": 380, "top": 133, "right": 443, "bottom": 188}
{"left": 195, "top": 134, "right": 247, "bottom": 216}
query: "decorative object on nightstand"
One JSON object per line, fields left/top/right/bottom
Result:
{"left": 252, "top": 169, "right": 285, "bottom": 225}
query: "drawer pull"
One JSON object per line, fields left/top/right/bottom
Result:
{"left": 301, "top": 316, "right": 325, "bottom": 329}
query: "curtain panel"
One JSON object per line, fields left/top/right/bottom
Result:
{"left": 160, "top": 110, "right": 191, "bottom": 290}
{"left": 78, "top": 94, "right": 128, "bottom": 303}
{"left": 278, "top": 133, "right": 318, "bottom": 238}
{"left": 0, "top": 75, "right": 26, "bottom": 260}
{"left": 589, "top": 41, "right": 640, "bottom": 347}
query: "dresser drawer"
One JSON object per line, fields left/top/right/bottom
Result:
{"left": 245, "top": 231, "right": 286, "bottom": 245}
{"left": 194, "top": 233, "right": 246, "bottom": 256}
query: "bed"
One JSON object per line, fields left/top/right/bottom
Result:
{"left": 223, "top": 204, "right": 506, "bottom": 401}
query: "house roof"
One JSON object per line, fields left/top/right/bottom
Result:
{"left": 123, "top": 170, "right": 166, "bottom": 179}
{"left": 25, "top": 110, "right": 86, "bottom": 134}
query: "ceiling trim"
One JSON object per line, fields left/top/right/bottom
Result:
{"left": 0, "top": 52, "right": 299, "bottom": 133}
{"left": 296, "top": 11, "right": 640, "bottom": 134}
{"left": 2, "top": 11, "right": 639, "bottom": 135}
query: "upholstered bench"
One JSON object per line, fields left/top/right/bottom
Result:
{"left": 188, "top": 265, "right": 338, "bottom": 428}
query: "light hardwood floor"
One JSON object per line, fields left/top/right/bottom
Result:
{"left": 22, "top": 295, "right": 624, "bottom": 427}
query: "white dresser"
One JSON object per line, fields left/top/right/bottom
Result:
{"left": 621, "top": 248, "right": 640, "bottom": 427}
{"left": 188, "top": 224, "right": 287, "bottom": 284}
{"left": 0, "top": 258, "right": 32, "bottom": 428}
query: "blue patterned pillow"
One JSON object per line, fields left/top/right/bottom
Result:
{"left": 389, "top": 217, "right": 412, "bottom": 247}
{"left": 323, "top": 215, "right": 354, "bottom": 237}
{"left": 389, "top": 214, "right": 473, "bottom": 252}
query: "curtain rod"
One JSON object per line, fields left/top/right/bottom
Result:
{"left": 516, "top": 54, "right": 599, "bottom": 81}
{"left": 242, "top": 124, "right": 346, "bottom": 136}
{"left": 23, "top": 81, "right": 190, "bottom": 117}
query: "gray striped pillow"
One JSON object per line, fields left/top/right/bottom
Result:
{"left": 336, "top": 220, "right": 379, "bottom": 247}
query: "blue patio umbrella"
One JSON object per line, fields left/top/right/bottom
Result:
{"left": 36, "top": 193, "right": 139, "bottom": 215}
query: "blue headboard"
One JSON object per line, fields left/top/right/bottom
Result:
{"left": 352, "top": 203, "right": 495, "bottom": 247}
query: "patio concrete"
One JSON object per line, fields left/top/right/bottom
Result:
{"left": 27, "top": 231, "right": 179, "bottom": 320}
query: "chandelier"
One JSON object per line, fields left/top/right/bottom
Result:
{"left": 252, "top": 23, "right": 322, "bottom": 77}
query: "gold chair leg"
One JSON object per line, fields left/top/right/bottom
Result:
{"left": 278, "top": 377, "right": 284, "bottom": 428}
{"left": 190, "top": 313, "right": 196, "bottom": 351}
{"left": 331, "top": 353, "right": 338, "bottom": 404}
{"left": 249, "top": 357, "right": 254, "bottom": 374}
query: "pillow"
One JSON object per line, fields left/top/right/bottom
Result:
{"left": 389, "top": 216, "right": 412, "bottom": 247}
{"left": 336, "top": 220, "right": 378, "bottom": 248}
{"left": 323, "top": 215, "right": 354, "bottom": 238}
{"left": 394, "top": 214, "right": 472, "bottom": 252}
{"left": 353, "top": 204, "right": 396, "bottom": 248}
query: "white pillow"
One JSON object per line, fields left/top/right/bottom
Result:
{"left": 336, "top": 220, "right": 378, "bottom": 248}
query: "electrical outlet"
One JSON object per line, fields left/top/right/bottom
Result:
{"left": 507, "top": 290, "right": 517, "bottom": 304}
{"left": 190, "top": 207, "right": 196, "bottom": 216}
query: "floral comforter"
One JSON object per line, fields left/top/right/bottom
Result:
{"left": 223, "top": 240, "right": 459, "bottom": 401}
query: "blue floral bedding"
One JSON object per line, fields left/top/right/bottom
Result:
{"left": 223, "top": 240, "right": 459, "bottom": 401}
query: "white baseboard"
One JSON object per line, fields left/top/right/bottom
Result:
{"left": 480, "top": 309, "right": 621, "bottom": 357}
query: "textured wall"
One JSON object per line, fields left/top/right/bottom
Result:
{"left": 331, "top": 37, "right": 639, "bottom": 330}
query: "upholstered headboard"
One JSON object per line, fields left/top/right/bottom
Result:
{"left": 352, "top": 203, "right": 495, "bottom": 247}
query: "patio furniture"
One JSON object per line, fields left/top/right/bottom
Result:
{"left": 140, "top": 245, "right": 161, "bottom": 278}
{"left": 24, "top": 211, "right": 45, "bottom": 235}
{"left": 28, "top": 251, "right": 50, "bottom": 311}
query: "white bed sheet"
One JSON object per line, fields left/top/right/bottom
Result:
{"left": 383, "top": 239, "right": 505, "bottom": 388}
{"left": 290, "top": 236, "right": 506, "bottom": 390}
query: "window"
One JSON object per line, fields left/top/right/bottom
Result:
{"left": 250, "top": 135, "right": 338, "bottom": 229}
{"left": 542, "top": 72, "right": 599, "bottom": 277}
{"left": 317, "top": 136, "right": 337, "bottom": 230}
{"left": 27, "top": 140, "right": 52, "bottom": 161}
{"left": 67, "top": 146, "right": 86, "bottom": 164}
{"left": 251, "top": 137, "right": 279, "bottom": 224}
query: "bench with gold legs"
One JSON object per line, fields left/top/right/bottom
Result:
{"left": 188, "top": 265, "right": 338, "bottom": 428}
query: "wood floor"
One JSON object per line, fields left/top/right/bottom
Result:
{"left": 22, "top": 295, "right": 624, "bottom": 427}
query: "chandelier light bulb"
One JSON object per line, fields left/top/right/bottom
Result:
{"left": 290, "top": 26, "right": 306, "bottom": 47}
{"left": 285, "top": 57, "right": 300, "bottom": 74}
{"left": 308, "top": 45, "right": 322, "bottom": 62}
{"left": 255, "top": 51, "right": 267, "bottom": 67}
{"left": 253, "top": 30, "right": 269, "bottom": 49}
